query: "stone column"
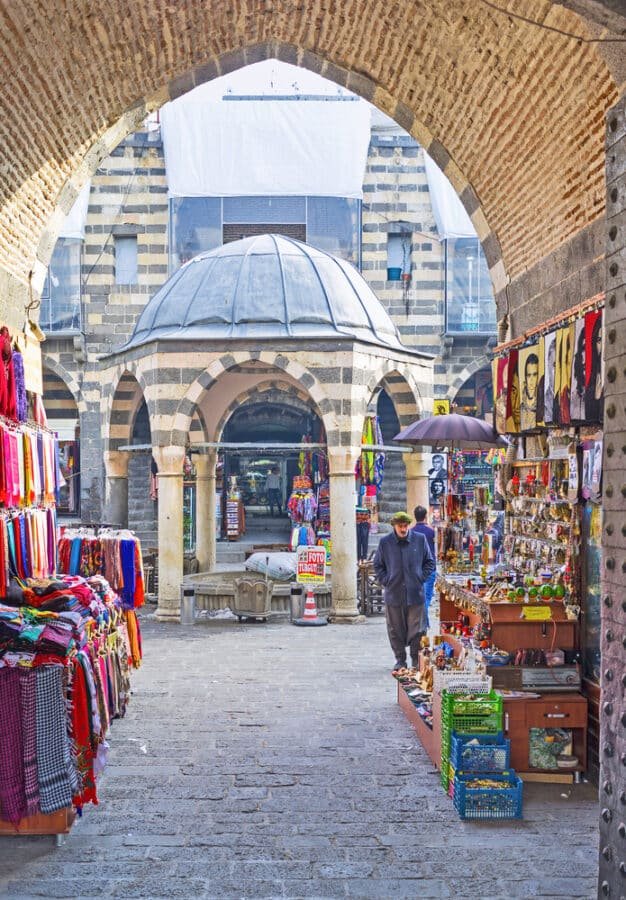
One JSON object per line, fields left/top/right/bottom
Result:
{"left": 598, "top": 94, "right": 626, "bottom": 900}
{"left": 153, "top": 445, "right": 186, "bottom": 622}
{"left": 103, "top": 450, "right": 129, "bottom": 528}
{"left": 404, "top": 451, "right": 430, "bottom": 514}
{"left": 194, "top": 450, "right": 217, "bottom": 573}
{"left": 328, "top": 446, "right": 364, "bottom": 623}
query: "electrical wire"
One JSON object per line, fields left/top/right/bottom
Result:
{"left": 477, "top": 0, "right": 626, "bottom": 43}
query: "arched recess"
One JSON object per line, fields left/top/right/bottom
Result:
{"left": 171, "top": 352, "right": 334, "bottom": 448}
{"left": 105, "top": 368, "right": 149, "bottom": 453}
{"left": 446, "top": 355, "right": 493, "bottom": 407}
{"left": 450, "top": 365, "right": 493, "bottom": 419}
{"left": 215, "top": 382, "right": 320, "bottom": 444}
{"left": 365, "top": 364, "right": 424, "bottom": 432}
{"left": 42, "top": 356, "right": 87, "bottom": 419}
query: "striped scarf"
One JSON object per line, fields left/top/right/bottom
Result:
{"left": 19, "top": 668, "right": 39, "bottom": 817}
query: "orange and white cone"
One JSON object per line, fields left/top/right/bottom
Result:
{"left": 294, "top": 586, "right": 328, "bottom": 627}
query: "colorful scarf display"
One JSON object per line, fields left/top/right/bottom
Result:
{"left": 57, "top": 530, "right": 145, "bottom": 609}
{"left": 0, "top": 572, "right": 142, "bottom": 825}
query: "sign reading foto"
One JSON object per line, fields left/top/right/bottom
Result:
{"left": 296, "top": 546, "right": 327, "bottom": 584}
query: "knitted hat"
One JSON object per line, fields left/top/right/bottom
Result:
{"left": 390, "top": 511, "right": 412, "bottom": 525}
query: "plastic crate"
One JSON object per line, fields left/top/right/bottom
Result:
{"left": 453, "top": 772, "right": 523, "bottom": 820}
{"left": 450, "top": 732, "right": 511, "bottom": 773}
{"left": 442, "top": 689, "right": 503, "bottom": 718}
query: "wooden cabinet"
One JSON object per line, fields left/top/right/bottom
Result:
{"left": 488, "top": 603, "right": 576, "bottom": 653}
{"left": 504, "top": 693, "right": 587, "bottom": 776}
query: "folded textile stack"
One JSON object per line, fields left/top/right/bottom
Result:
{"left": 0, "top": 574, "right": 141, "bottom": 825}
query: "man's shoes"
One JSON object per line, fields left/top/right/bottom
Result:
{"left": 411, "top": 659, "right": 420, "bottom": 670}
{"left": 392, "top": 660, "right": 407, "bottom": 672}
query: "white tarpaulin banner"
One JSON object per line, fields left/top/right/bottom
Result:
{"left": 423, "top": 152, "right": 476, "bottom": 240}
{"left": 59, "top": 181, "right": 91, "bottom": 240}
{"left": 160, "top": 99, "right": 371, "bottom": 199}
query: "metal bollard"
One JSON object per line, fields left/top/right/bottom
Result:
{"left": 289, "top": 584, "right": 303, "bottom": 623}
{"left": 180, "top": 584, "right": 196, "bottom": 625}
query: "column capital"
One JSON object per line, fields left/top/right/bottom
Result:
{"left": 327, "top": 446, "right": 360, "bottom": 476}
{"left": 103, "top": 450, "right": 129, "bottom": 478}
{"left": 404, "top": 451, "right": 430, "bottom": 479}
{"left": 153, "top": 444, "right": 186, "bottom": 476}
{"left": 193, "top": 449, "right": 217, "bottom": 478}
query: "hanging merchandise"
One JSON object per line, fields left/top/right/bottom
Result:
{"left": 57, "top": 529, "right": 146, "bottom": 611}
{"left": 356, "top": 506, "right": 371, "bottom": 561}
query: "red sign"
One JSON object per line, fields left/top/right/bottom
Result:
{"left": 296, "top": 546, "right": 327, "bottom": 583}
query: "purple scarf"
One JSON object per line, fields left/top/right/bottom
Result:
{"left": 0, "top": 668, "right": 26, "bottom": 824}
{"left": 12, "top": 350, "right": 27, "bottom": 423}
{"left": 19, "top": 668, "right": 39, "bottom": 816}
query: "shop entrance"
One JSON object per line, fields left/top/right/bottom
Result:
{"left": 218, "top": 392, "right": 325, "bottom": 546}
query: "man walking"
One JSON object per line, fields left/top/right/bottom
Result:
{"left": 265, "top": 466, "right": 282, "bottom": 516}
{"left": 374, "top": 511, "right": 435, "bottom": 672}
{"left": 411, "top": 505, "right": 437, "bottom": 627}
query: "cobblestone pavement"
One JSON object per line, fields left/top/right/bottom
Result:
{"left": 0, "top": 615, "right": 598, "bottom": 899}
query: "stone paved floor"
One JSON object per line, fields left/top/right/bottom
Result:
{"left": 0, "top": 615, "right": 598, "bottom": 899}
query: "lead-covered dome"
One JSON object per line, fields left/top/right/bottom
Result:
{"left": 124, "top": 234, "right": 405, "bottom": 351}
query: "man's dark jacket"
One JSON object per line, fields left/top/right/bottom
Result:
{"left": 373, "top": 530, "right": 435, "bottom": 607}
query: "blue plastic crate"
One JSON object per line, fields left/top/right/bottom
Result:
{"left": 450, "top": 732, "right": 511, "bottom": 773}
{"left": 453, "top": 771, "right": 523, "bottom": 820}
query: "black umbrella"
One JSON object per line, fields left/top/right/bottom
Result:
{"left": 393, "top": 413, "right": 508, "bottom": 450}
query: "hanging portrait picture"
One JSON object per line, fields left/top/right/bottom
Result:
{"left": 505, "top": 348, "right": 520, "bottom": 434}
{"left": 535, "top": 335, "right": 545, "bottom": 426}
{"left": 570, "top": 317, "right": 586, "bottom": 422}
{"left": 493, "top": 355, "right": 509, "bottom": 434}
{"left": 428, "top": 452, "right": 447, "bottom": 506}
{"left": 585, "top": 309, "right": 603, "bottom": 423}
{"left": 560, "top": 323, "right": 574, "bottom": 426}
{"left": 519, "top": 344, "right": 539, "bottom": 431}
{"left": 543, "top": 331, "right": 557, "bottom": 425}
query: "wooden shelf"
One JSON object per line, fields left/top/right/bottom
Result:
{"left": 0, "top": 807, "right": 75, "bottom": 836}
{"left": 396, "top": 682, "right": 439, "bottom": 768}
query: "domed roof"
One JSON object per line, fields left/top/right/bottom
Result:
{"left": 124, "top": 234, "right": 405, "bottom": 351}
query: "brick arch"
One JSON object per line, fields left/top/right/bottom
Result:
{"left": 41, "top": 355, "right": 87, "bottom": 417}
{"left": 214, "top": 381, "right": 319, "bottom": 443}
{"left": 0, "top": 3, "right": 617, "bottom": 321}
{"left": 365, "top": 362, "right": 425, "bottom": 429}
{"left": 446, "top": 354, "right": 493, "bottom": 404}
{"left": 170, "top": 351, "right": 335, "bottom": 446}
{"left": 104, "top": 366, "right": 149, "bottom": 452}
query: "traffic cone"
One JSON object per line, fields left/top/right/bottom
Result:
{"left": 294, "top": 586, "right": 328, "bottom": 627}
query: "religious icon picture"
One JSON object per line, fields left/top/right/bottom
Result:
{"left": 519, "top": 344, "right": 539, "bottom": 431}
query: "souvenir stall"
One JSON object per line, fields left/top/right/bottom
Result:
{"left": 397, "top": 294, "right": 604, "bottom": 790}
{"left": 223, "top": 475, "right": 245, "bottom": 541}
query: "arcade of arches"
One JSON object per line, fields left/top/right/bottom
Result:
{"left": 1, "top": 1, "right": 626, "bottom": 892}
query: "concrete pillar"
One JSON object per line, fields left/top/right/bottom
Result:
{"left": 153, "top": 445, "right": 186, "bottom": 622}
{"left": 103, "top": 450, "right": 129, "bottom": 528}
{"left": 327, "top": 446, "right": 364, "bottom": 623}
{"left": 404, "top": 452, "right": 430, "bottom": 515}
{"left": 194, "top": 450, "right": 217, "bottom": 573}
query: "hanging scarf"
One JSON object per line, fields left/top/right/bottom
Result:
{"left": 12, "top": 350, "right": 27, "bottom": 423}
{"left": 36, "top": 666, "right": 74, "bottom": 813}
{"left": 0, "top": 667, "right": 26, "bottom": 824}
{"left": 19, "top": 668, "right": 39, "bottom": 817}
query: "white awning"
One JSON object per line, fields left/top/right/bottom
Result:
{"left": 423, "top": 153, "right": 476, "bottom": 240}
{"left": 160, "top": 98, "right": 371, "bottom": 199}
{"left": 59, "top": 181, "right": 91, "bottom": 240}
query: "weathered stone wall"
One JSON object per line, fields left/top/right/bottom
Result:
{"left": 598, "top": 92, "right": 626, "bottom": 900}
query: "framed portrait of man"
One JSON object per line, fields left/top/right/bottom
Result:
{"left": 543, "top": 331, "right": 557, "bottom": 425}
{"left": 519, "top": 344, "right": 539, "bottom": 431}
{"left": 428, "top": 452, "right": 447, "bottom": 505}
